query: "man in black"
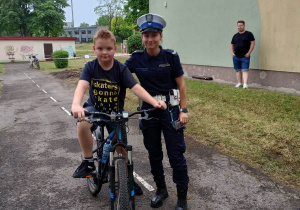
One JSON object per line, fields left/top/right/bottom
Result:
{"left": 230, "top": 20, "right": 255, "bottom": 89}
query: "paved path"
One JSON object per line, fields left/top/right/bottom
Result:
{"left": 0, "top": 63, "right": 299, "bottom": 210}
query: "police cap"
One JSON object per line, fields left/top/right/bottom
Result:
{"left": 137, "top": 13, "right": 166, "bottom": 33}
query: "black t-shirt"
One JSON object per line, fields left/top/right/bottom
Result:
{"left": 79, "top": 59, "right": 138, "bottom": 113}
{"left": 231, "top": 31, "right": 255, "bottom": 58}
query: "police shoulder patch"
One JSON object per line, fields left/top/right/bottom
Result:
{"left": 165, "top": 49, "right": 177, "bottom": 55}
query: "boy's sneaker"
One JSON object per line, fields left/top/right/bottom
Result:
{"left": 134, "top": 180, "right": 143, "bottom": 195}
{"left": 73, "top": 160, "right": 96, "bottom": 178}
{"left": 243, "top": 84, "right": 248, "bottom": 89}
{"left": 235, "top": 83, "right": 243, "bottom": 88}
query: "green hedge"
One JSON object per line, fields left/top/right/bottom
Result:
{"left": 52, "top": 50, "right": 69, "bottom": 68}
{"left": 127, "top": 33, "right": 143, "bottom": 54}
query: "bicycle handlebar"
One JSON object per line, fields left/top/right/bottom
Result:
{"left": 85, "top": 108, "right": 159, "bottom": 123}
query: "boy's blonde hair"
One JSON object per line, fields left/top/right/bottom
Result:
{"left": 93, "top": 29, "right": 116, "bottom": 45}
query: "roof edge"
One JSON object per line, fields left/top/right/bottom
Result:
{"left": 0, "top": 37, "right": 77, "bottom": 41}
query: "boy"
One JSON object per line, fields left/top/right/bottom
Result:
{"left": 71, "top": 29, "right": 166, "bottom": 195}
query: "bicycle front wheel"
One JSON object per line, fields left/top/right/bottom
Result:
{"left": 87, "top": 129, "right": 102, "bottom": 195}
{"left": 114, "top": 159, "right": 130, "bottom": 210}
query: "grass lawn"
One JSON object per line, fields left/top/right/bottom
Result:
{"left": 38, "top": 43, "right": 300, "bottom": 190}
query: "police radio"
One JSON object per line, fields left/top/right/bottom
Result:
{"left": 169, "top": 89, "right": 180, "bottom": 106}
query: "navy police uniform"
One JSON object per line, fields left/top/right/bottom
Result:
{"left": 125, "top": 47, "right": 189, "bottom": 186}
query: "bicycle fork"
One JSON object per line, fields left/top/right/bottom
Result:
{"left": 109, "top": 145, "right": 134, "bottom": 210}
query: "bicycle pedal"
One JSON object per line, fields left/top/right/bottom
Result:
{"left": 86, "top": 175, "right": 93, "bottom": 178}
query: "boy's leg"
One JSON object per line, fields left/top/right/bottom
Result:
{"left": 77, "top": 121, "right": 93, "bottom": 158}
{"left": 73, "top": 104, "right": 97, "bottom": 178}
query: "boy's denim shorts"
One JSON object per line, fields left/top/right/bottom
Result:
{"left": 233, "top": 56, "right": 250, "bottom": 71}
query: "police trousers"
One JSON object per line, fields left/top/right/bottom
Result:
{"left": 140, "top": 105, "right": 189, "bottom": 186}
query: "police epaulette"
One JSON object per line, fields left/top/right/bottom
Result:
{"left": 132, "top": 50, "right": 144, "bottom": 55}
{"left": 165, "top": 49, "right": 177, "bottom": 55}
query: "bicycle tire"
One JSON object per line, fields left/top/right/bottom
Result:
{"left": 87, "top": 128, "right": 103, "bottom": 195}
{"left": 114, "top": 159, "right": 130, "bottom": 210}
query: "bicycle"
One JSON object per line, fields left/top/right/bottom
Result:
{"left": 28, "top": 54, "right": 40, "bottom": 70}
{"left": 84, "top": 108, "right": 158, "bottom": 210}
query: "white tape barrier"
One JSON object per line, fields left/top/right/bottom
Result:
{"left": 44, "top": 53, "right": 130, "bottom": 60}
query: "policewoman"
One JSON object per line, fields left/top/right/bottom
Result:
{"left": 125, "top": 14, "right": 189, "bottom": 210}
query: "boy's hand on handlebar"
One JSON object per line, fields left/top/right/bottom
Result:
{"left": 154, "top": 100, "right": 167, "bottom": 110}
{"left": 71, "top": 104, "right": 87, "bottom": 121}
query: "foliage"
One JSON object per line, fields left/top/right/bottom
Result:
{"left": 111, "top": 17, "right": 135, "bottom": 40}
{"left": 80, "top": 22, "right": 89, "bottom": 27}
{"left": 127, "top": 33, "right": 143, "bottom": 53}
{"left": 97, "top": 15, "right": 110, "bottom": 26}
{"left": 124, "top": 0, "right": 149, "bottom": 26}
{"left": 0, "top": 0, "right": 68, "bottom": 37}
{"left": 94, "top": 0, "right": 125, "bottom": 31}
{"left": 52, "top": 50, "right": 69, "bottom": 68}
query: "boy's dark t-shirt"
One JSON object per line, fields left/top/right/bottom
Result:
{"left": 80, "top": 58, "right": 138, "bottom": 113}
{"left": 231, "top": 31, "right": 255, "bottom": 58}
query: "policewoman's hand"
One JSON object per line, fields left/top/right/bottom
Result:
{"left": 155, "top": 100, "right": 167, "bottom": 110}
{"left": 179, "top": 112, "right": 188, "bottom": 126}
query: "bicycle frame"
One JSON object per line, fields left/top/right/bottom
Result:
{"left": 86, "top": 108, "right": 158, "bottom": 210}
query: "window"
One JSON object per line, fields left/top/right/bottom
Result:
{"left": 74, "top": 31, "right": 79, "bottom": 35}
{"left": 81, "top": 38, "right": 86, "bottom": 43}
{"left": 81, "top": 30, "right": 86, "bottom": 34}
{"left": 87, "top": 30, "right": 92, "bottom": 34}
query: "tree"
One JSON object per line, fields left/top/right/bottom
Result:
{"left": 111, "top": 16, "right": 135, "bottom": 40}
{"left": 0, "top": 0, "right": 68, "bottom": 37}
{"left": 96, "top": 15, "right": 110, "bottom": 26}
{"left": 80, "top": 22, "right": 89, "bottom": 27}
{"left": 94, "top": 0, "right": 126, "bottom": 30}
{"left": 124, "top": 0, "right": 149, "bottom": 26}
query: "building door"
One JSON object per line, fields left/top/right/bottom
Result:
{"left": 44, "top": 43, "right": 53, "bottom": 61}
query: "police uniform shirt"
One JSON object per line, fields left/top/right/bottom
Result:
{"left": 80, "top": 59, "right": 138, "bottom": 113}
{"left": 125, "top": 46, "right": 184, "bottom": 96}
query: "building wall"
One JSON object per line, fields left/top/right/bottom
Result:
{"left": 149, "top": 0, "right": 300, "bottom": 73}
{"left": 64, "top": 26, "right": 107, "bottom": 43}
{"left": 0, "top": 39, "right": 76, "bottom": 62}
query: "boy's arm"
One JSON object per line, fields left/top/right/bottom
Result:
{"left": 71, "top": 80, "right": 90, "bottom": 120}
{"left": 130, "top": 84, "right": 167, "bottom": 109}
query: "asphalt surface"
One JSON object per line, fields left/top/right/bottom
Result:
{"left": 0, "top": 63, "right": 299, "bottom": 210}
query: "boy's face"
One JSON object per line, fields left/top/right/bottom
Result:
{"left": 93, "top": 38, "right": 117, "bottom": 63}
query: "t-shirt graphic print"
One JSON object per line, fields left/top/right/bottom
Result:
{"left": 91, "top": 78, "right": 120, "bottom": 113}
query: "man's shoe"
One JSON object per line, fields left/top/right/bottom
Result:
{"left": 243, "top": 84, "right": 248, "bottom": 89}
{"left": 134, "top": 181, "right": 143, "bottom": 195}
{"left": 235, "top": 83, "right": 243, "bottom": 88}
{"left": 150, "top": 188, "right": 168, "bottom": 208}
{"left": 73, "top": 160, "right": 95, "bottom": 178}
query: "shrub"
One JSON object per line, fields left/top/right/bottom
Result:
{"left": 52, "top": 50, "right": 69, "bottom": 68}
{"left": 127, "top": 33, "right": 143, "bottom": 54}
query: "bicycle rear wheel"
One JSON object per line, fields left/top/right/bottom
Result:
{"left": 87, "top": 127, "right": 102, "bottom": 195}
{"left": 114, "top": 159, "right": 130, "bottom": 210}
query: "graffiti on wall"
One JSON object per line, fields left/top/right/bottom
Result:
{"left": 4, "top": 46, "right": 18, "bottom": 60}
{"left": 55, "top": 45, "right": 75, "bottom": 57}
{"left": 20, "top": 45, "right": 34, "bottom": 60}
